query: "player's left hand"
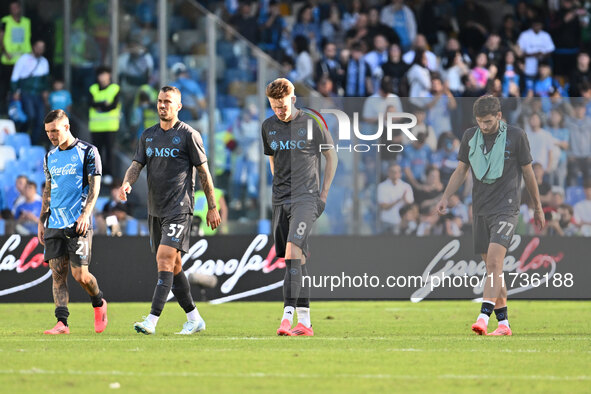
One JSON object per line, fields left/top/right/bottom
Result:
{"left": 534, "top": 207, "right": 545, "bottom": 230}
{"left": 75, "top": 213, "right": 91, "bottom": 236}
{"left": 206, "top": 208, "right": 221, "bottom": 230}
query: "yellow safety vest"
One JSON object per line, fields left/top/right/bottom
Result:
{"left": 1, "top": 15, "right": 32, "bottom": 65}
{"left": 89, "top": 83, "right": 121, "bottom": 132}
{"left": 194, "top": 188, "right": 223, "bottom": 235}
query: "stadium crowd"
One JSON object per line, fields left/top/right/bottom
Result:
{"left": 1, "top": 0, "right": 591, "bottom": 237}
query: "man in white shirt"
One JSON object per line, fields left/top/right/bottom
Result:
{"left": 402, "top": 34, "right": 438, "bottom": 71}
{"left": 10, "top": 39, "right": 50, "bottom": 144}
{"left": 363, "top": 34, "right": 390, "bottom": 93}
{"left": 526, "top": 112, "right": 557, "bottom": 172}
{"left": 517, "top": 19, "right": 555, "bottom": 78}
{"left": 377, "top": 163, "right": 414, "bottom": 233}
{"left": 574, "top": 179, "right": 591, "bottom": 236}
{"left": 361, "top": 76, "right": 403, "bottom": 124}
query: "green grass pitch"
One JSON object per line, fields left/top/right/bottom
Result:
{"left": 0, "top": 301, "right": 589, "bottom": 393}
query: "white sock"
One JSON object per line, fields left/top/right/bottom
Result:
{"left": 477, "top": 314, "right": 490, "bottom": 325}
{"left": 296, "top": 307, "right": 311, "bottom": 328}
{"left": 147, "top": 314, "right": 159, "bottom": 326}
{"left": 498, "top": 319, "right": 509, "bottom": 327}
{"left": 282, "top": 306, "right": 295, "bottom": 324}
{"left": 187, "top": 307, "right": 201, "bottom": 322}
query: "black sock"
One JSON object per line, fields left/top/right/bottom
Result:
{"left": 480, "top": 301, "right": 494, "bottom": 316}
{"left": 90, "top": 290, "right": 104, "bottom": 308}
{"left": 494, "top": 306, "right": 508, "bottom": 321}
{"left": 283, "top": 259, "right": 302, "bottom": 308}
{"left": 55, "top": 306, "right": 69, "bottom": 326}
{"left": 150, "top": 271, "right": 174, "bottom": 316}
{"left": 297, "top": 263, "right": 310, "bottom": 308}
{"left": 172, "top": 271, "right": 196, "bottom": 313}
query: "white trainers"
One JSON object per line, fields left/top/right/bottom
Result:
{"left": 134, "top": 317, "right": 156, "bottom": 335}
{"left": 176, "top": 318, "right": 206, "bottom": 335}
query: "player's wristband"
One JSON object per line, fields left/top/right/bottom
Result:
{"left": 208, "top": 205, "right": 217, "bottom": 210}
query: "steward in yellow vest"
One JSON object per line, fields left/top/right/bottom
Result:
{"left": 1, "top": 2, "right": 31, "bottom": 66}
{"left": 89, "top": 66, "right": 121, "bottom": 178}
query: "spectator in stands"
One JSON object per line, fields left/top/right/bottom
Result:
{"left": 0, "top": 1, "right": 31, "bottom": 116}
{"left": 402, "top": 131, "right": 433, "bottom": 187}
{"left": 89, "top": 65, "right": 121, "bottom": 182}
{"left": 549, "top": 0, "right": 584, "bottom": 77}
{"left": 364, "top": 33, "right": 390, "bottom": 93}
{"left": 100, "top": 183, "right": 133, "bottom": 236}
{"left": 413, "top": 165, "right": 444, "bottom": 211}
{"left": 10, "top": 40, "right": 49, "bottom": 145}
{"left": 342, "top": 0, "right": 365, "bottom": 32}
{"left": 534, "top": 62, "right": 563, "bottom": 99}
{"left": 380, "top": 0, "right": 417, "bottom": 52}
{"left": 130, "top": 87, "right": 158, "bottom": 140}
{"left": 170, "top": 62, "right": 206, "bottom": 122}
{"left": 448, "top": 193, "right": 469, "bottom": 225}
{"left": 573, "top": 178, "right": 591, "bottom": 235}
{"left": 527, "top": 112, "right": 557, "bottom": 173}
{"left": 118, "top": 37, "right": 154, "bottom": 132}
{"left": 397, "top": 202, "right": 418, "bottom": 235}
{"left": 545, "top": 202, "right": 578, "bottom": 236}
{"left": 547, "top": 108, "right": 570, "bottom": 186}
{"left": 290, "top": 35, "right": 314, "bottom": 86}
{"left": 470, "top": 52, "right": 491, "bottom": 90}
{"left": 499, "top": 49, "right": 523, "bottom": 97}
{"left": 403, "top": 34, "right": 438, "bottom": 72}
{"left": 456, "top": 0, "right": 490, "bottom": 56}
{"left": 482, "top": 33, "right": 504, "bottom": 68}
{"left": 381, "top": 43, "right": 408, "bottom": 96}
{"left": 426, "top": 73, "right": 456, "bottom": 138}
{"left": 367, "top": 6, "right": 398, "bottom": 47}
{"left": 432, "top": 132, "right": 459, "bottom": 185}
{"left": 406, "top": 49, "right": 432, "bottom": 104}
{"left": 377, "top": 163, "right": 414, "bottom": 234}
{"left": 568, "top": 52, "right": 591, "bottom": 97}
{"left": 229, "top": 1, "right": 259, "bottom": 44}
{"left": 292, "top": 3, "right": 320, "bottom": 50}
{"left": 315, "top": 41, "right": 344, "bottom": 95}
{"left": 533, "top": 162, "right": 553, "bottom": 206}
{"left": 345, "top": 12, "right": 369, "bottom": 49}
{"left": 321, "top": 3, "right": 345, "bottom": 46}
{"left": 9, "top": 174, "right": 29, "bottom": 215}
{"left": 416, "top": 204, "right": 441, "bottom": 236}
{"left": 49, "top": 78, "right": 72, "bottom": 114}
{"left": 344, "top": 42, "right": 372, "bottom": 97}
{"left": 517, "top": 17, "right": 556, "bottom": 85}
{"left": 14, "top": 179, "right": 41, "bottom": 235}
{"left": 500, "top": 14, "right": 520, "bottom": 50}
{"left": 259, "top": 0, "right": 285, "bottom": 58}
{"left": 403, "top": 106, "right": 436, "bottom": 150}
{"left": 362, "top": 76, "right": 403, "bottom": 125}
{"left": 564, "top": 99, "right": 591, "bottom": 185}
{"left": 440, "top": 50, "right": 467, "bottom": 97}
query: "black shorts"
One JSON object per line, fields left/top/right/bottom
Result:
{"left": 473, "top": 212, "right": 519, "bottom": 254}
{"left": 272, "top": 198, "right": 325, "bottom": 258}
{"left": 44, "top": 228, "right": 93, "bottom": 268}
{"left": 149, "top": 213, "right": 192, "bottom": 254}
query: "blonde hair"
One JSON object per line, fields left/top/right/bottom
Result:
{"left": 265, "top": 78, "right": 295, "bottom": 99}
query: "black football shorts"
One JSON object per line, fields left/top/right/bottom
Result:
{"left": 44, "top": 228, "right": 93, "bottom": 267}
{"left": 149, "top": 213, "right": 192, "bottom": 253}
{"left": 473, "top": 211, "right": 519, "bottom": 254}
{"left": 272, "top": 198, "right": 325, "bottom": 258}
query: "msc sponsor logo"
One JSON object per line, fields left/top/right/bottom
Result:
{"left": 146, "top": 147, "right": 180, "bottom": 158}
{"left": 270, "top": 140, "right": 307, "bottom": 151}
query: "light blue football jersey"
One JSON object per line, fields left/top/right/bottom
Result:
{"left": 43, "top": 139, "right": 102, "bottom": 229}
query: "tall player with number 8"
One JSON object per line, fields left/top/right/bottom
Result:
{"left": 262, "top": 79, "right": 338, "bottom": 336}
{"left": 119, "top": 86, "right": 221, "bottom": 335}
{"left": 436, "top": 96, "right": 545, "bottom": 336}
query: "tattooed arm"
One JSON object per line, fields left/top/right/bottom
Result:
{"left": 119, "top": 161, "right": 144, "bottom": 201}
{"left": 76, "top": 175, "right": 101, "bottom": 235}
{"left": 38, "top": 180, "right": 51, "bottom": 245}
{"left": 197, "top": 162, "right": 221, "bottom": 230}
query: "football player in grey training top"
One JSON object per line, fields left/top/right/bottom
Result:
{"left": 262, "top": 78, "right": 338, "bottom": 336}
{"left": 119, "top": 85, "right": 221, "bottom": 335}
{"left": 436, "top": 95, "right": 544, "bottom": 336}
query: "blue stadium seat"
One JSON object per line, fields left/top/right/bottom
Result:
{"left": 95, "top": 196, "right": 109, "bottom": 213}
{"left": 27, "top": 171, "right": 46, "bottom": 191}
{"left": 0, "top": 219, "right": 5, "bottom": 236}
{"left": 18, "top": 146, "right": 46, "bottom": 172}
{"left": 222, "top": 107, "right": 242, "bottom": 125}
{"left": 566, "top": 186, "right": 585, "bottom": 206}
{"left": 224, "top": 68, "right": 253, "bottom": 83}
{"left": 126, "top": 218, "right": 139, "bottom": 236}
{"left": 2, "top": 160, "right": 29, "bottom": 178}
{"left": 0, "top": 145, "right": 17, "bottom": 171}
{"left": 4, "top": 132, "right": 31, "bottom": 152}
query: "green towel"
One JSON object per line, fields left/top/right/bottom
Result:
{"left": 468, "top": 120, "right": 507, "bottom": 184}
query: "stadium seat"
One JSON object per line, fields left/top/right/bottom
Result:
{"left": 221, "top": 107, "right": 241, "bottom": 125}
{"left": 27, "top": 171, "right": 46, "bottom": 191}
{"left": 95, "top": 196, "right": 109, "bottom": 212}
{"left": 0, "top": 219, "right": 5, "bottom": 236}
{"left": 4, "top": 132, "right": 31, "bottom": 152}
{"left": 566, "top": 186, "right": 585, "bottom": 206}
{"left": 2, "top": 160, "right": 29, "bottom": 178}
{"left": 0, "top": 145, "right": 17, "bottom": 171}
{"left": 0, "top": 118, "right": 16, "bottom": 144}
{"left": 125, "top": 217, "right": 139, "bottom": 236}
{"left": 224, "top": 68, "right": 253, "bottom": 83}
{"left": 18, "top": 146, "right": 46, "bottom": 172}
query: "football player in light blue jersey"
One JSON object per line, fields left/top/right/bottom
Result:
{"left": 38, "top": 109, "right": 108, "bottom": 335}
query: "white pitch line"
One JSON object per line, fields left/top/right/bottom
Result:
{"left": 208, "top": 281, "right": 284, "bottom": 304}
{"left": 0, "top": 369, "right": 588, "bottom": 381}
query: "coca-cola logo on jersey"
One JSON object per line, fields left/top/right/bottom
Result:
{"left": 0, "top": 235, "right": 51, "bottom": 297}
{"left": 49, "top": 163, "right": 78, "bottom": 176}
